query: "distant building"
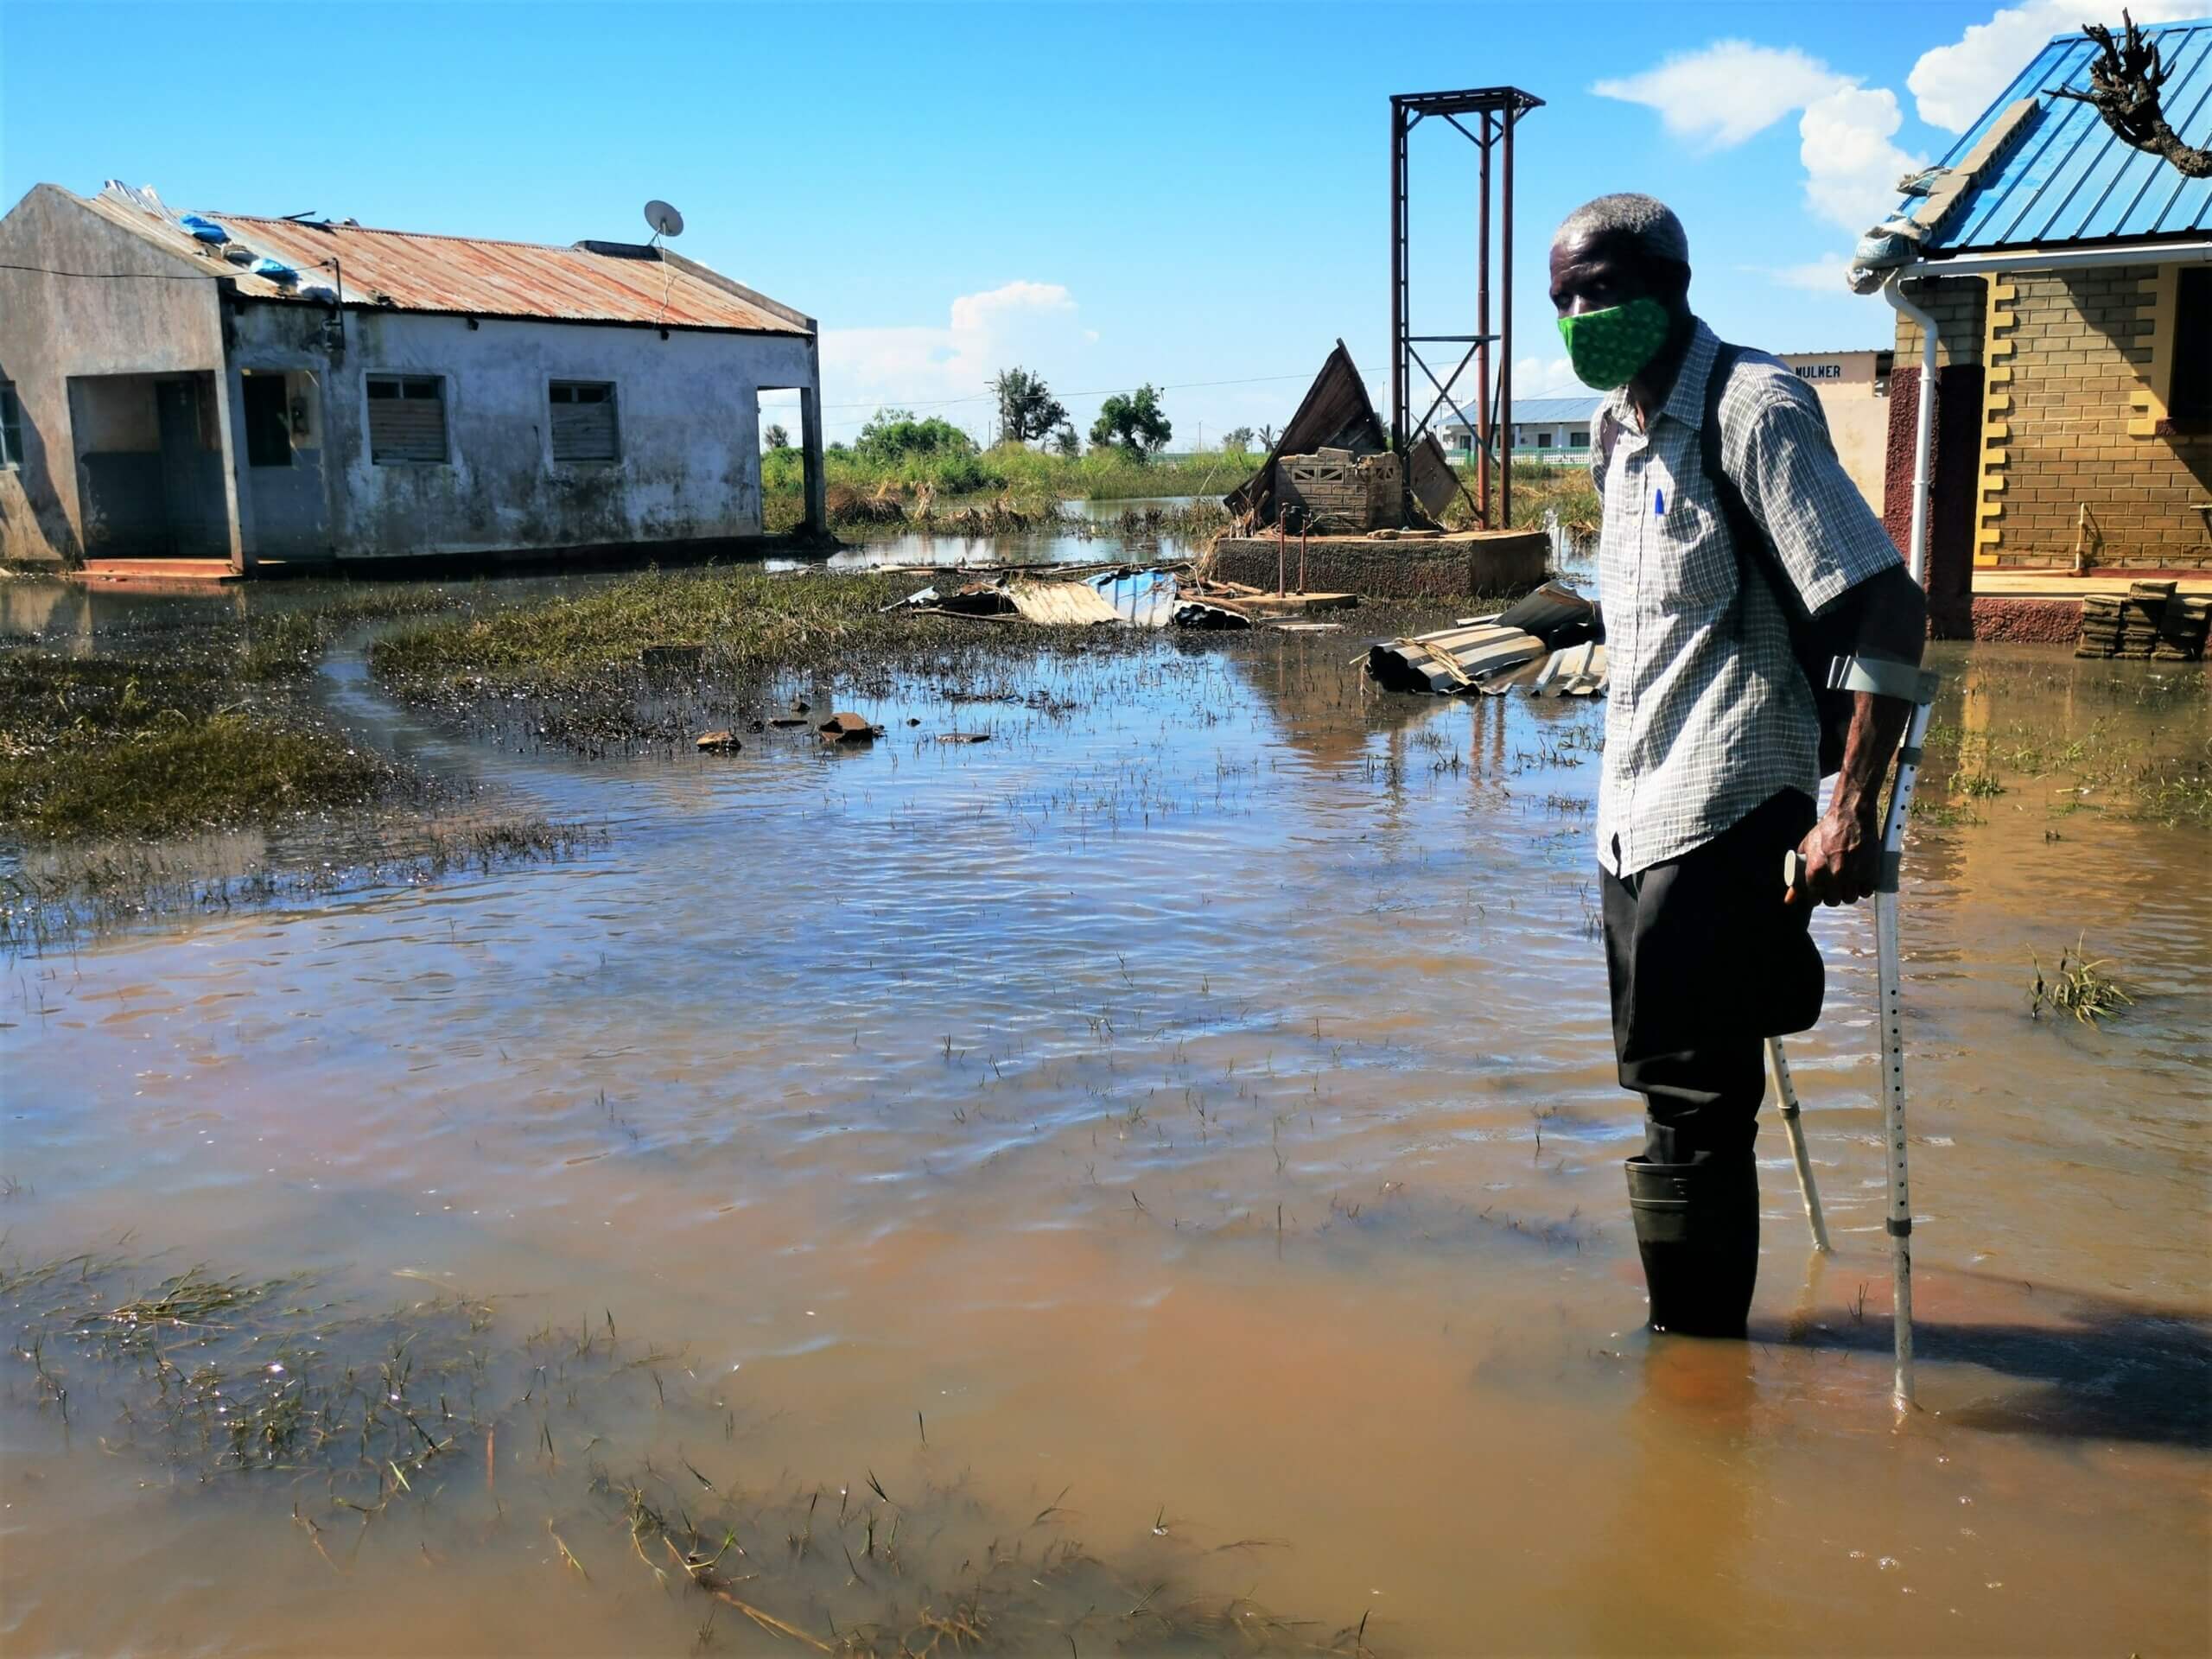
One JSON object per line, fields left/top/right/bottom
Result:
{"left": 1777, "top": 349, "right": 1892, "bottom": 512}
{"left": 0, "top": 182, "right": 826, "bottom": 572}
{"left": 1440, "top": 395, "right": 1601, "bottom": 461}
{"left": 1864, "top": 16, "right": 2212, "bottom": 636}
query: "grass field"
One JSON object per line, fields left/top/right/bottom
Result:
{"left": 762, "top": 443, "right": 1262, "bottom": 532}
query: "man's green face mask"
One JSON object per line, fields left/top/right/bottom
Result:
{"left": 1557, "top": 297, "right": 1672, "bottom": 391}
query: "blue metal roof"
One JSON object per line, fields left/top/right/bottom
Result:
{"left": 1508, "top": 396, "right": 1602, "bottom": 423}
{"left": 1921, "top": 16, "right": 2212, "bottom": 254}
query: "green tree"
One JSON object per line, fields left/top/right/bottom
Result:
{"left": 855, "top": 408, "right": 976, "bottom": 461}
{"left": 1090, "top": 385, "right": 1172, "bottom": 457}
{"left": 1221, "top": 425, "right": 1255, "bottom": 452}
{"left": 762, "top": 423, "right": 791, "bottom": 451}
{"left": 990, "top": 368, "right": 1071, "bottom": 446}
{"left": 1256, "top": 423, "right": 1278, "bottom": 451}
{"left": 1052, "top": 423, "right": 1081, "bottom": 458}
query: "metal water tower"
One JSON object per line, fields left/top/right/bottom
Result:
{"left": 1389, "top": 86, "right": 1542, "bottom": 529}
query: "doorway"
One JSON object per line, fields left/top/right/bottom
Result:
{"left": 69, "top": 372, "right": 229, "bottom": 556}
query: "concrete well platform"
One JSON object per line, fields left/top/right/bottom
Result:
{"left": 1207, "top": 529, "right": 1548, "bottom": 600}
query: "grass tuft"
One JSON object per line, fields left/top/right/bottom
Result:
{"left": 2029, "top": 935, "right": 2133, "bottom": 1027}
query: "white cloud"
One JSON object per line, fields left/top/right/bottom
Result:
{"left": 1511, "top": 355, "right": 1586, "bottom": 400}
{"left": 1800, "top": 86, "right": 1926, "bottom": 233}
{"left": 1593, "top": 36, "right": 1928, "bottom": 237}
{"left": 765, "top": 280, "right": 1090, "bottom": 441}
{"left": 1763, "top": 253, "right": 1857, "bottom": 292}
{"left": 1593, "top": 41, "right": 1848, "bottom": 149}
{"left": 1909, "top": 0, "right": 2202, "bottom": 131}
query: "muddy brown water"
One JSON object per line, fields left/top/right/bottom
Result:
{"left": 2, "top": 567, "right": 2208, "bottom": 1655}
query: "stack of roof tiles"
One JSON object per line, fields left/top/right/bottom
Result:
{"left": 2075, "top": 581, "right": 2208, "bottom": 660}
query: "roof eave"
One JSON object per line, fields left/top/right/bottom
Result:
{"left": 1902, "top": 235, "right": 2212, "bottom": 276}
{"left": 228, "top": 289, "right": 810, "bottom": 338}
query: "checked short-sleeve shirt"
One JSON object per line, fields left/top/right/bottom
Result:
{"left": 1592, "top": 321, "right": 1902, "bottom": 879}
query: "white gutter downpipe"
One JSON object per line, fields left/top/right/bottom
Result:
{"left": 1882, "top": 273, "right": 1939, "bottom": 583}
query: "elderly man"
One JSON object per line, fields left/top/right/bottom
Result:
{"left": 1549, "top": 194, "right": 1927, "bottom": 1338}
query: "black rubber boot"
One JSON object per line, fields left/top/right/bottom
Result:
{"left": 1624, "top": 1152, "right": 1759, "bottom": 1338}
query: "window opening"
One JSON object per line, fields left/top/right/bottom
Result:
{"left": 366, "top": 374, "right": 447, "bottom": 463}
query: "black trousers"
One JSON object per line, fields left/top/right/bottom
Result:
{"left": 1601, "top": 790, "right": 1821, "bottom": 1162}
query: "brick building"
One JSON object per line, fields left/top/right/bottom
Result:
{"left": 1868, "top": 17, "right": 2211, "bottom": 638}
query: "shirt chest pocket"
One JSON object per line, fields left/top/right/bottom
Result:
{"left": 1642, "top": 465, "right": 1738, "bottom": 611}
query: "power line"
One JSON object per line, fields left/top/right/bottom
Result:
{"left": 0, "top": 260, "right": 219, "bottom": 281}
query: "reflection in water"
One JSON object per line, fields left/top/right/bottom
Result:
{"left": 1, "top": 604, "right": 2206, "bottom": 1653}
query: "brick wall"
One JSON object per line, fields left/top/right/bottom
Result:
{"left": 1982, "top": 265, "right": 2212, "bottom": 571}
{"left": 1891, "top": 276, "right": 1986, "bottom": 367}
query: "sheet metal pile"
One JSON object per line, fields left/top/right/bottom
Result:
{"left": 888, "top": 568, "right": 1288, "bottom": 631}
{"left": 1366, "top": 581, "right": 1609, "bottom": 697}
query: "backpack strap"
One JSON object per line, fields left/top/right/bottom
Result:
{"left": 1699, "top": 342, "right": 1782, "bottom": 616}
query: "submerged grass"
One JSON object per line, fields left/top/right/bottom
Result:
{"left": 0, "top": 584, "right": 606, "bottom": 943}
{"left": 3, "top": 1245, "right": 1378, "bottom": 1656}
{"left": 0, "top": 646, "right": 404, "bottom": 842}
{"left": 368, "top": 564, "right": 1179, "bottom": 753}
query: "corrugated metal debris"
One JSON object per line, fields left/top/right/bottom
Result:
{"left": 1366, "top": 580, "right": 1605, "bottom": 696}
{"left": 1007, "top": 580, "right": 1122, "bottom": 627}
{"left": 1368, "top": 624, "right": 1548, "bottom": 693}
{"left": 892, "top": 569, "right": 1261, "bottom": 631}
{"left": 83, "top": 182, "right": 810, "bottom": 334}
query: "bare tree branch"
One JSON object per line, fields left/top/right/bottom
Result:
{"left": 2051, "top": 10, "right": 2211, "bottom": 178}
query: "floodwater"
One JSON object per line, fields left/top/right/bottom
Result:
{"left": 2, "top": 566, "right": 2208, "bottom": 1656}
{"left": 813, "top": 495, "right": 1216, "bottom": 570}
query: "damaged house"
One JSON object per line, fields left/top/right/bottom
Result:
{"left": 1853, "top": 16, "right": 2211, "bottom": 639}
{"left": 0, "top": 182, "right": 826, "bottom": 573}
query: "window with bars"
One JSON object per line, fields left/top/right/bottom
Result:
{"left": 549, "top": 380, "right": 619, "bottom": 462}
{"left": 366, "top": 374, "right": 448, "bottom": 463}
{"left": 0, "top": 382, "right": 22, "bottom": 468}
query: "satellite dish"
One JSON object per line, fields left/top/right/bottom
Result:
{"left": 644, "top": 200, "right": 685, "bottom": 239}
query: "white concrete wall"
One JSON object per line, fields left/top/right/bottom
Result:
{"left": 1778, "top": 351, "right": 1889, "bottom": 514}
{"left": 229, "top": 302, "right": 815, "bottom": 560}
{"left": 0, "top": 186, "right": 234, "bottom": 564}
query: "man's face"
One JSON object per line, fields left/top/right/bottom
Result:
{"left": 1548, "top": 232, "right": 1651, "bottom": 320}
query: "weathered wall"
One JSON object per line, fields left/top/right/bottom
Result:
{"left": 1885, "top": 276, "right": 1989, "bottom": 639}
{"left": 1884, "top": 361, "right": 1985, "bottom": 639}
{"left": 1979, "top": 265, "right": 2212, "bottom": 571}
{"left": 1209, "top": 530, "right": 1548, "bottom": 599}
{"left": 1777, "top": 351, "right": 1888, "bottom": 513}
{"left": 0, "top": 185, "right": 232, "bottom": 565}
{"left": 229, "top": 301, "right": 814, "bottom": 560}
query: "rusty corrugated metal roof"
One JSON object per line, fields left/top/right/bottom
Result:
{"left": 213, "top": 213, "right": 809, "bottom": 334}
{"left": 75, "top": 184, "right": 809, "bottom": 334}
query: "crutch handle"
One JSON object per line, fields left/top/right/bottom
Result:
{"left": 1782, "top": 849, "right": 1808, "bottom": 900}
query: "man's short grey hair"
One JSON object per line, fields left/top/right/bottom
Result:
{"left": 1552, "top": 194, "right": 1690, "bottom": 268}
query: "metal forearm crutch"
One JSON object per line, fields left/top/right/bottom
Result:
{"left": 1777, "top": 656, "right": 1942, "bottom": 1411}
{"left": 1766, "top": 1034, "right": 1830, "bottom": 1253}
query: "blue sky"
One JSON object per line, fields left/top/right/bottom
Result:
{"left": 3, "top": 0, "right": 2189, "bottom": 447}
